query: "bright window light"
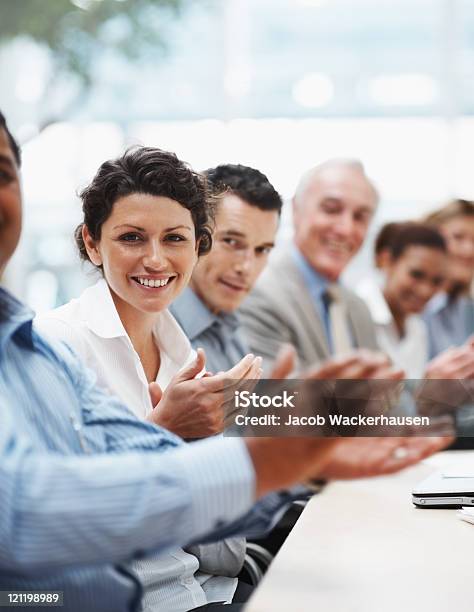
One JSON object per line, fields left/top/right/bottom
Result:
{"left": 292, "top": 73, "right": 334, "bottom": 108}
{"left": 368, "top": 74, "right": 439, "bottom": 106}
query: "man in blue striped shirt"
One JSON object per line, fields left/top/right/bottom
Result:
{"left": 0, "top": 111, "right": 450, "bottom": 612}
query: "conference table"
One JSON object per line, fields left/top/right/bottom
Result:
{"left": 246, "top": 451, "right": 474, "bottom": 612}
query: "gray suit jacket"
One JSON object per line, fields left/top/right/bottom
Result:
{"left": 240, "top": 249, "right": 378, "bottom": 371}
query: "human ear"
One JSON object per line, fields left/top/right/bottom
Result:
{"left": 384, "top": 252, "right": 400, "bottom": 278}
{"left": 377, "top": 249, "right": 391, "bottom": 271}
{"left": 82, "top": 225, "right": 102, "bottom": 267}
{"left": 189, "top": 238, "right": 200, "bottom": 272}
{"left": 195, "top": 236, "right": 202, "bottom": 255}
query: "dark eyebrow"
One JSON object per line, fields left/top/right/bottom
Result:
{"left": 322, "top": 197, "right": 342, "bottom": 203}
{"left": 218, "top": 230, "right": 247, "bottom": 238}
{"left": 0, "top": 153, "right": 15, "bottom": 169}
{"left": 165, "top": 225, "right": 193, "bottom": 232}
{"left": 217, "top": 230, "right": 274, "bottom": 249}
{"left": 113, "top": 224, "right": 146, "bottom": 231}
{"left": 322, "top": 197, "right": 374, "bottom": 215}
{"left": 357, "top": 206, "right": 374, "bottom": 215}
{"left": 112, "top": 224, "right": 193, "bottom": 232}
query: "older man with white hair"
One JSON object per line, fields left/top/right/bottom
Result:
{"left": 241, "top": 158, "right": 380, "bottom": 370}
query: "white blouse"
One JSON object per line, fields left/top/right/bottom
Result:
{"left": 35, "top": 278, "right": 195, "bottom": 419}
{"left": 356, "top": 275, "right": 429, "bottom": 379}
{"left": 35, "top": 278, "right": 242, "bottom": 612}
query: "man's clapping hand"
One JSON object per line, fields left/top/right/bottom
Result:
{"left": 269, "top": 346, "right": 404, "bottom": 381}
{"left": 424, "top": 341, "right": 474, "bottom": 380}
{"left": 246, "top": 435, "right": 453, "bottom": 498}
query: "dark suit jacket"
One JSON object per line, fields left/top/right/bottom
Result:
{"left": 240, "top": 249, "right": 378, "bottom": 371}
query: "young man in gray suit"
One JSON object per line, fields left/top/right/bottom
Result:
{"left": 171, "top": 164, "right": 282, "bottom": 374}
{"left": 241, "top": 159, "right": 381, "bottom": 371}
{"left": 172, "top": 162, "right": 394, "bottom": 379}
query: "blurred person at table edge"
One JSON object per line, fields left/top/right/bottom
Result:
{"left": 423, "top": 199, "right": 474, "bottom": 358}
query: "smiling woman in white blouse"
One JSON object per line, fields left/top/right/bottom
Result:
{"left": 358, "top": 222, "right": 448, "bottom": 378}
{"left": 35, "top": 146, "right": 261, "bottom": 612}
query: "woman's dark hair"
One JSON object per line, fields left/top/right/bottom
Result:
{"left": 75, "top": 146, "right": 214, "bottom": 262}
{"left": 385, "top": 222, "right": 447, "bottom": 260}
{"left": 374, "top": 222, "right": 403, "bottom": 256}
{"left": 0, "top": 110, "right": 21, "bottom": 167}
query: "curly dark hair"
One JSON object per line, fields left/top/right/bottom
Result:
{"left": 75, "top": 146, "right": 214, "bottom": 262}
{"left": 0, "top": 110, "right": 21, "bottom": 167}
{"left": 203, "top": 164, "right": 282, "bottom": 214}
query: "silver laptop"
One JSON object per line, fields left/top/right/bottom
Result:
{"left": 412, "top": 470, "right": 474, "bottom": 508}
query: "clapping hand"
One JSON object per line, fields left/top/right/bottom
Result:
{"left": 148, "top": 349, "right": 262, "bottom": 438}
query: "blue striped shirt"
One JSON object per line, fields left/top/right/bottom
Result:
{"left": 0, "top": 288, "right": 292, "bottom": 612}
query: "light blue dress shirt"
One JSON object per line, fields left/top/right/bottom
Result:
{"left": 0, "top": 288, "right": 294, "bottom": 612}
{"left": 291, "top": 246, "right": 333, "bottom": 349}
{"left": 424, "top": 293, "right": 474, "bottom": 358}
{"left": 171, "top": 288, "right": 249, "bottom": 373}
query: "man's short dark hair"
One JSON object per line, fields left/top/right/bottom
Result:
{"left": 0, "top": 110, "right": 21, "bottom": 167}
{"left": 386, "top": 222, "right": 447, "bottom": 260}
{"left": 204, "top": 164, "right": 283, "bottom": 214}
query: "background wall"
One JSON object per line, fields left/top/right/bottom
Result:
{"left": 1, "top": 0, "right": 473, "bottom": 309}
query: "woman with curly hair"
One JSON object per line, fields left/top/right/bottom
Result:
{"left": 35, "top": 146, "right": 261, "bottom": 612}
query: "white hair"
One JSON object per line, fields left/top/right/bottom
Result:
{"left": 294, "top": 158, "right": 379, "bottom": 206}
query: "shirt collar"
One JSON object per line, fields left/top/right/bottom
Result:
{"left": 171, "top": 287, "right": 241, "bottom": 341}
{"left": 291, "top": 245, "right": 330, "bottom": 300}
{"left": 78, "top": 278, "right": 192, "bottom": 366}
{"left": 78, "top": 278, "right": 128, "bottom": 339}
{"left": 359, "top": 278, "right": 393, "bottom": 325}
{"left": 0, "top": 287, "right": 35, "bottom": 354}
{"left": 152, "top": 309, "right": 193, "bottom": 368}
{"left": 425, "top": 292, "right": 450, "bottom": 315}
{"left": 360, "top": 279, "right": 423, "bottom": 332}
